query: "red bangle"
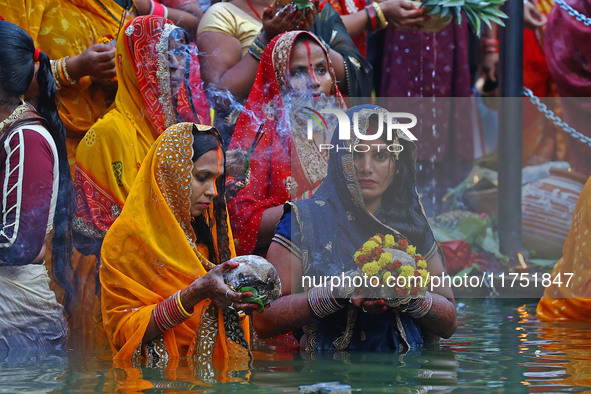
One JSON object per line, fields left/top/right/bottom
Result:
{"left": 365, "top": 5, "right": 377, "bottom": 32}
{"left": 152, "top": 1, "right": 165, "bottom": 16}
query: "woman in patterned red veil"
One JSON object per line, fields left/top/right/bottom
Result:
{"left": 227, "top": 30, "right": 346, "bottom": 256}
{"left": 70, "top": 15, "right": 210, "bottom": 354}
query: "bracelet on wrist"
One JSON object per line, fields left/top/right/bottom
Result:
{"left": 248, "top": 33, "right": 267, "bottom": 62}
{"left": 308, "top": 286, "right": 344, "bottom": 318}
{"left": 372, "top": 2, "right": 388, "bottom": 30}
{"left": 152, "top": 0, "right": 167, "bottom": 18}
{"left": 365, "top": 4, "right": 378, "bottom": 32}
{"left": 60, "top": 57, "right": 77, "bottom": 85}
{"left": 153, "top": 290, "right": 192, "bottom": 332}
{"left": 406, "top": 292, "right": 433, "bottom": 319}
{"left": 50, "top": 59, "right": 63, "bottom": 89}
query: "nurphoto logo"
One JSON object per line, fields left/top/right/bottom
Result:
{"left": 304, "top": 108, "right": 418, "bottom": 152}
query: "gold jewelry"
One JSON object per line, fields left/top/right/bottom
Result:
{"left": 193, "top": 245, "right": 216, "bottom": 270}
{"left": 176, "top": 291, "right": 193, "bottom": 318}
{"left": 372, "top": 2, "right": 388, "bottom": 30}
{"left": 60, "top": 57, "right": 77, "bottom": 85}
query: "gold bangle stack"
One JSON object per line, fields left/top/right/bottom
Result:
{"left": 372, "top": 2, "right": 388, "bottom": 30}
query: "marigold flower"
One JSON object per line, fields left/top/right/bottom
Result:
{"left": 418, "top": 268, "right": 430, "bottom": 287}
{"left": 378, "top": 252, "right": 392, "bottom": 268}
{"left": 398, "top": 239, "right": 408, "bottom": 250}
{"left": 399, "top": 265, "right": 415, "bottom": 277}
{"left": 406, "top": 245, "right": 416, "bottom": 257}
{"left": 384, "top": 234, "right": 396, "bottom": 249}
{"left": 370, "top": 247, "right": 384, "bottom": 260}
{"left": 417, "top": 259, "right": 427, "bottom": 269}
{"left": 362, "top": 240, "right": 379, "bottom": 253}
{"left": 383, "top": 271, "right": 392, "bottom": 283}
{"left": 362, "top": 261, "right": 380, "bottom": 276}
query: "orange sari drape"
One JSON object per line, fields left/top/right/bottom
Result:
{"left": 537, "top": 176, "right": 591, "bottom": 320}
{"left": 101, "top": 123, "right": 250, "bottom": 376}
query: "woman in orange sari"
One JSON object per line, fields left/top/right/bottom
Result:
{"left": 537, "top": 176, "right": 591, "bottom": 321}
{"left": 72, "top": 15, "right": 210, "bottom": 354}
{"left": 101, "top": 122, "right": 255, "bottom": 368}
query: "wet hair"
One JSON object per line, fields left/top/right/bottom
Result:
{"left": 0, "top": 21, "right": 74, "bottom": 309}
{"left": 190, "top": 127, "right": 230, "bottom": 265}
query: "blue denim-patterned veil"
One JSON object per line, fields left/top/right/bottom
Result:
{"left": 287, "top": 105, "right": 441, "bottom": 352}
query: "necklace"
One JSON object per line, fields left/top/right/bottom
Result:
{"left": 245, "top": 0, "right": 262, "bottom": 19}
{"left": 193, "top": 244, "right": 217, "bottom": 271}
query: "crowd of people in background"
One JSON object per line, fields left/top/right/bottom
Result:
{"left": 0, "top": 0, "right": 589, "bottom": 375}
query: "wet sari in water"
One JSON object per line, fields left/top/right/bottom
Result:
{"left": 273, "top": 105, "right": 441, "bottom": 352}
{"left": 227, "top": 31, "right": 345, "bottom": 255}
{"left": 0, "top": 104, "right": 68, "bottom": 352}
{"left": 101, "top": 123, "right": 251, "bottom": 374}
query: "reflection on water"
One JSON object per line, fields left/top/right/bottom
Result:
{"left": 1, "top": 299, "right": 591, "bottom": 392}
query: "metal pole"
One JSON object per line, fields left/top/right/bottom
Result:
{"left": 498, "top": 0, "right": 523, "bottom": 258}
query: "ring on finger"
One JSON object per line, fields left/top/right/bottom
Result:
{"left": 362, "top": 307, "right": 368, "bottom": 313}
{"left": 225, "top": 289, "right": 231, "bottom": 299}
{"left": 229, "top": 302, "right": 235, "bottom": 310}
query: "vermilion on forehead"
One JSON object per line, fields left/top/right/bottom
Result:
{"left": 304, "top": 41, "right": 318, "bottom": 84}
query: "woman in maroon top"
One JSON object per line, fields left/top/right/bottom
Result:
{"left": 0, "top": 21, "right": 73, "bottom": 351}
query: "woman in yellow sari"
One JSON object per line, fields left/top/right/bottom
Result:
{"left": 74, "top": 15, "right": 208, "bottom": 254}
{"left": 537, "top": 176, "right": 591, "bottom": 320}
{"left": 101, "top": 122, "right": 255, "bottom": 368}
{"left": 71, "top": 15, "right": 209, "bottom": 355}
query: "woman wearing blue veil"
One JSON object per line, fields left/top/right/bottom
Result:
{"left": 254, "top": 104, "right": 456, "bottom": 352}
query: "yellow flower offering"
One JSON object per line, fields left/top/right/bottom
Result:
{"left": 353, "top": 233, "right": 429, "bottom": 306}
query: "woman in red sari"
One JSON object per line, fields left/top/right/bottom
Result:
{"left": 227, "top": 31, "right": 345, "bottom": 256}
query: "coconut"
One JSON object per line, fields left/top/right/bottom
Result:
{"left": 223, "top": 255, "right": 282, "bottom": 312}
